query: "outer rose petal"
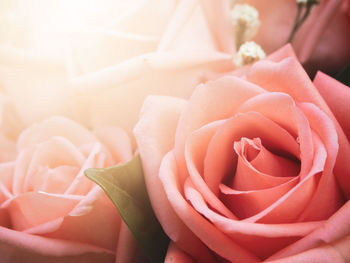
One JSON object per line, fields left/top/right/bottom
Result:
{"left": 267, "top": 236, "right": 350, "bottom": 263}
{"left": 268, "top": 200, "right": 350, "bottom": 261}
{"left": 0, "top": 226, "right": 115, "bottom": 263}
{"left": 134, "top": 96, "right": 216, "bottom": 262}
{"left": 314, "top": 71, "right": 350, "bottom": 141}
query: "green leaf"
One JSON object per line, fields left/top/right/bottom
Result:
{"left": 336, "top": 63, "right": 350, "bottom": 87}
{"left": 85, "top": 155, "right": 169, "bottom": 263}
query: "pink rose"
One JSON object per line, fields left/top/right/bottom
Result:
{"left": 0, "top": 116, "right": 140, "bottom": 263}
{"left": 0, "top": 0, "right": 234, "bottom": 133}
{"left": 134, "top": 45, "right": 350, "bottom": 262}
{"left": 243, "top": 0, "right": 350, "bottom": 76}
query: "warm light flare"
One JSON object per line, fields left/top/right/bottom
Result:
{"left": 0, "top": 0, "right": 142, "bottom": 56}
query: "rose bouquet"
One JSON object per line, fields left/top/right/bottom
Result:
{"left": 0, "top": 0, "right": 349, "bottom": 263}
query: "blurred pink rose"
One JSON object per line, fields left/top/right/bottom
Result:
{"left": 243, "top": 0, "right": 350, "bottom": 76}
{"left": 0, "top": 116, "right": 141, "bottom": 263}
{"left": 0, "top": 0, "right": 234, "bottom": 134}
{"left": 134, "top": 45, "right": 350, "bottom": 262}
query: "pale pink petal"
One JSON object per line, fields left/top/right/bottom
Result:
{"left": 43, "top": 191, "right": 121, "bottom": 252}
{"left": 17, "top": 116, "right": 97, "bottom": 150}
{"left": 22, "top": 137, "right": 85, "bottom": 193}
{"left": 0, "top": 162, "right": 14, "bottom": 202}
{"left": 71, "top": 29, "right": 157, "bottom": 74}
{"left": 160, "top": 151, "right": 258, "bottom": 262}
{"left": 134, "top": 96, "right": 215, "bottom": 262}
{"left": 199, "top": 0, "right": 235, "bottom": 54}
{"left": 158, "top": 0, "right": 216, "bottom": 52}
{"left": 2, "top": 192, "right": 82, "bottom": 231}
{"left": 0, "top": 226, "right": 114, "bottom": 263}
{"left": 164, "top": 242, "right": 196, "bottom": 263}
{"left": 93, "top": 126, "right": 133, "bottom": 164}
{"left": 0, "top": 133, "right": 16, "bottom": 162}
{"left": 38, "top": 166, "right": 79, "bottom": 194}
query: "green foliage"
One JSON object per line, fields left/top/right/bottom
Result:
{"left": 85, "top": 155, "right": 169, "bottom": 263}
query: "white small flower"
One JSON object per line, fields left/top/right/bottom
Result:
{"left": 234, "top": 41, "right": 265, "bottom": 67}
{"left": 231, "top": 4, "right": 260, "bottom": 47}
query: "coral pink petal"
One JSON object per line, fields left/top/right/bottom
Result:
{"left": 133, "top": 96, "right": 215, "bottom": 262}
{"left": 268, "top": 235, "right": 350, "bottom": 263}
{"left": 248, "top": 140, "right": 300, "bottom": 178}
{"left": 297, "top": 102, "right": 344, "bottom": 221}
{"left": 232, "top": 154, "right": 294, "bottom": 191}
{"left": 0, "top": 226, "right": 114, "bottom": 263}
{"left": 314, "top": 71, "right": 350, "bottom": 141}
{"left": 160, "top": 152, "right": 259, "bottom": 263}
{"left": 245, "top": 134, "right": 327, "bottom": 223}
{"left": 185, "top": 177, "right": 323, "bottom": 260}
{"left": 185, "top": 120, "right": 237, "bottom": 219}
{"left": 175, "top": 76, "right": 265, "bottom": 187}
{"left": 234, "top": 92, "right": 314, "bottom": 179}
{"left": 268, "top": 200, "right": 350, "bottom": 261}
{"left": 232, "top": 138, "right": 298, "bottom": 191}
{"left": 220, "top": 177, "right": 298, "bottom": 219}
{"left": 247, "top": 57, "right": 350, "bottom": 197}
{"left": 164, "top": 242, "right": 196, "bottom": 263}
{"left": 204, "top": 112, "right": 299, "bottom": 196}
